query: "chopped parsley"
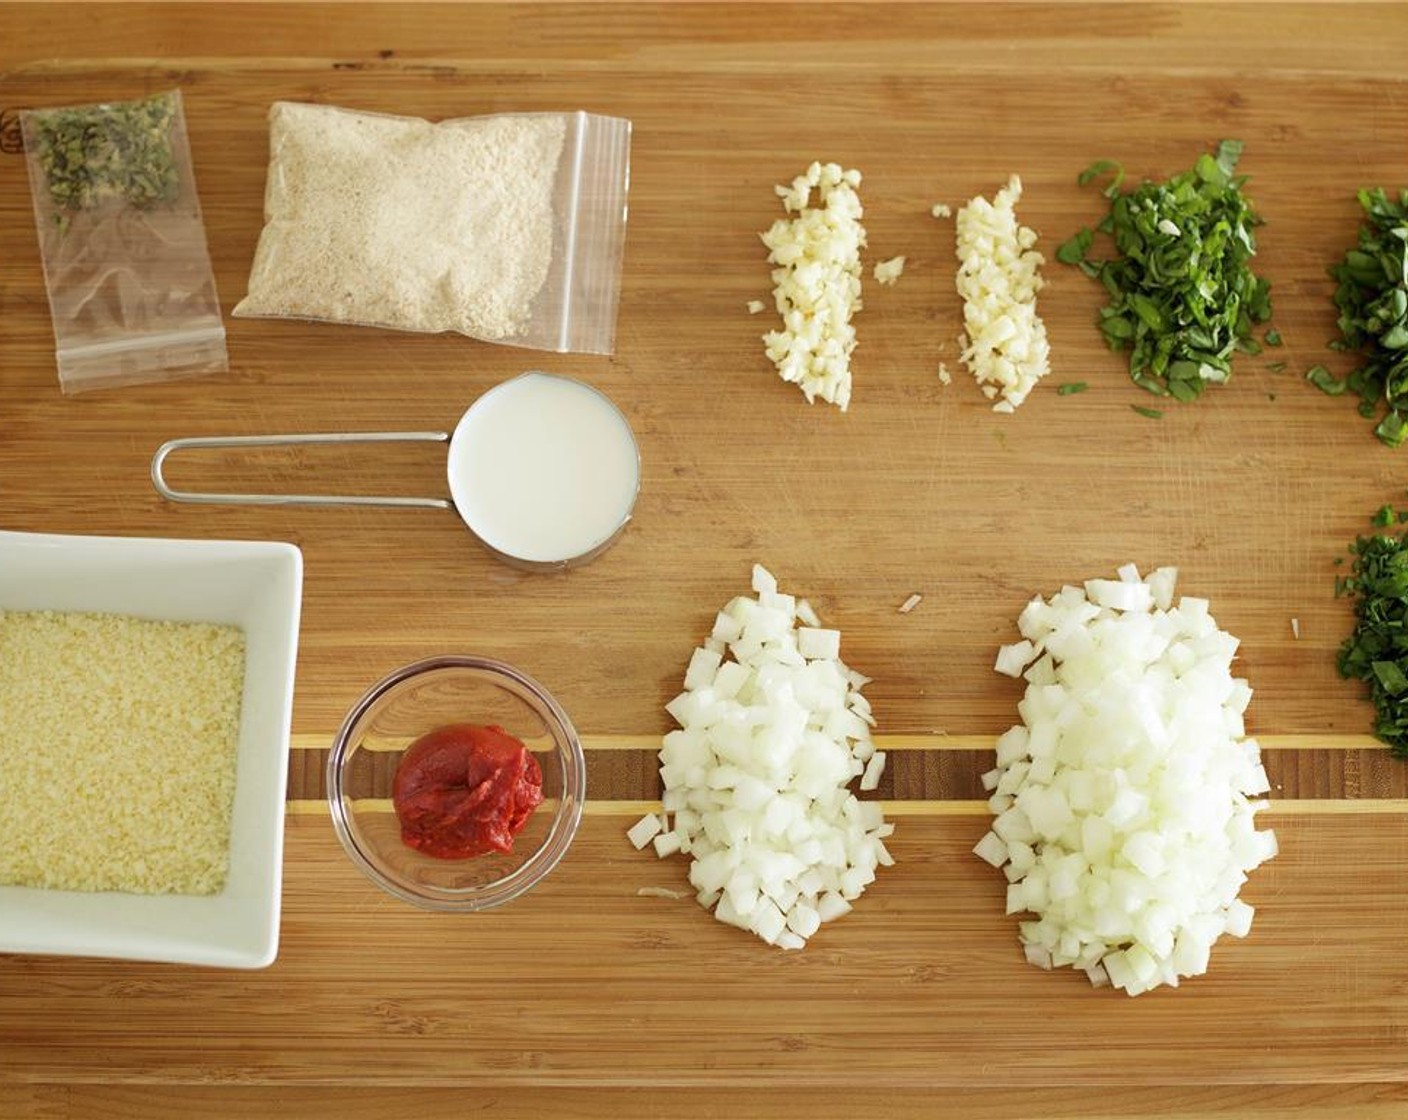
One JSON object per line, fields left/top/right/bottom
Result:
{"left": 1335, "top": 517, "right": 1408, "bottom": 758}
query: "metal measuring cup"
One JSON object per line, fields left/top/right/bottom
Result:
{"left": 151, "top": 372, "right": 641, "bottom": 572}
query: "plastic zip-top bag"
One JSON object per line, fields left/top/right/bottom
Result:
{"left": 233, "top": 103, "right": 631, "bottom": 356}
{"left": 20, "top": 90, "right": 228, "bottom": 393}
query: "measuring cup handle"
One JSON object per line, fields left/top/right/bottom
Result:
{"left": 151, "top": 432, "right": 454, "bottom": 509}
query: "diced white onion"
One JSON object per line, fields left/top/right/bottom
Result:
{"left": 972, "top": 831, "right": 1009, "bottom": 868}
{"left": 798, "top": 627, "right": 841, "bottom": 661}
{"left": 994, "top": 640, "right": 1036, "bottom": 678}
{"left": 627, "top": 814, "right": 663, "bottom": 851}
{"left": 796, "top": 599, "right": 822, "bottom": 628}
{"left": 980, "top": 564, "right": 1278, "bottom": 996}
{"left": 859, "top": 751, "right": 886, "bottom": 792}
{"left": 633, "top": 565, "right": 893, "bottom": 949}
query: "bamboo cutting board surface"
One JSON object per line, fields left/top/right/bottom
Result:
{"left": 3, "top": 4, "right": 1408, "bottom": 1117}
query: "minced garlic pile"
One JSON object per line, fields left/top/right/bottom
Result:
{"left": 955, "top": 175, "right": 1051, "bottom": 412}
{"left": 760, "top": 162, "right": 867, "bottom": 411}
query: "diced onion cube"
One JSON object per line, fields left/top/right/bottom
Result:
{"left": 627, "top": 814, "right": 663, "bottom": 851}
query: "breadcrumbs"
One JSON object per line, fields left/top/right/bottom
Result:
{"left": 234, "top": 102, "right": 566, "bottom": 341}
{"left": 0, "top": 610, "right": 245, "bottom": 896}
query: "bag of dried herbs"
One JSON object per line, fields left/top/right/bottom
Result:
{"left": 20, "top": 90, "right": 227, "bottom": 392}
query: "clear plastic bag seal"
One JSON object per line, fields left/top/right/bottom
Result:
{"left": 20, "top": 90, "right": 228, "bottom": 393}
{"left": 534, "top": 110, "right": 632, "bottom": 355}
{"left": 233, "top": 104, "right": 631, "bottom": 357}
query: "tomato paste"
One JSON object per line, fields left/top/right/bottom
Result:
{"left": 391, "top": 724, "right": 544, "bottom": 859}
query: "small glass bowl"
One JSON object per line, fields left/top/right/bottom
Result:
{"left": 327, "top": 655, "right": 585, "bottom": 911}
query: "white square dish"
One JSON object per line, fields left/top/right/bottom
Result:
{"left": 0, "top": 530, "right": 302, "bottom": 968}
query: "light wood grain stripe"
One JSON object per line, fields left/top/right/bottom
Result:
{"left": 291, "top": 732, "right": 1396, "bottom": 753}
{"left": 288, "top": 798, "right": 1405, "bottom": 818}
{"left": 14, "top": 55, "right": 1408, "bottom": 84}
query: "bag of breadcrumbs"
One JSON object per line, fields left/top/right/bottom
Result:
{"left": 234, "top": 103, "right": 631, "bottom": 356}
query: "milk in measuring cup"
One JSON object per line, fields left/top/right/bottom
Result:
{"left": 447, "top": 373, "right": 639, "bottom": 565}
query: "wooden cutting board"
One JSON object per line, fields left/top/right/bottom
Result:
{"left": 2, "top": 5, "right": 1408, "bottom": 1117}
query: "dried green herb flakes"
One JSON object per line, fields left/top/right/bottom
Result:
{"left": 1058, "top": 140, "right": 1272, "bottom": 403}
{"left": 31, "top": 92, "right": 179, "bottom": 212}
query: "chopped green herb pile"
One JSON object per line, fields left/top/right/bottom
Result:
{"left": 1336, "top": 515, "right": 1408, "bottom": 759}
{"left": 1306, "top": 188, "right": 1408, "bottom": 448}
{"left": 1058, "top": 140, "right": 1272, "bottom": 403}
{"left": 30, "top": 92, "right": 179, "bottom": 213}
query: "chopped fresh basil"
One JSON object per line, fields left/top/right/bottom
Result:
{"left": 1059, "top": 141, "right": 1272, "bottom": 405}
{"left": 1307, "top": 364, "right": 1348, "bottom": 395}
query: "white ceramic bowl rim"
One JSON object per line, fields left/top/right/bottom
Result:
{"left": 0, "top": 529, "right": 302, "bottom": 969}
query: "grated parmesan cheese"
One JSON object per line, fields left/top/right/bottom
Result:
{"left": 873, "top": 256, "right": 906, "bottom": 286}
{"left": 746, "top": 299, "right": 766, "bottom": 314}
{"left": 760, "top": 161, "right": 866, "bottom": 411}
{"left": 0, "top": 610, "right": 245, "bottom": 896}
{"left": 954, "top": 175, "right": 1051, "bottom": 412}
{"left": 931, "top": 202, "right": 952, "bottom": 219}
